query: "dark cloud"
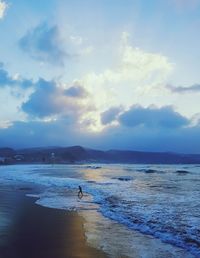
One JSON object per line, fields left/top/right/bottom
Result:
{"left": 167, "top": 84, "right": 200, "bottom": 93}
{"left": 22, "top": 79, "right": 92, "bottom": 118}
{"left": 0, "top": 63, "right": 13, "bottom": 86}
{"left": 1, "top": 116, "right": 200, "bottom": 153}
{"left": 19, "top": 22, "right": 66, "bottom": 66}
{"left": 1, "top": 77, "right": 199, "bottom": 153}
{"left": 101, "top": 106, "right": 123, "bottom": 125}
{"left": 0, "top": 63, "right": 33, "bottom": 88}
{"left": 22, "top": 79, "right": 59, "bottom": 117}
{"left": 119, "top": 105, "right": 189, "bottom": 128}
{"left": 64, "top": 85, "right": 89, "bottom": 98}
{"left": 95, "top": 121, "right": 200, "bottom": 153}
{"left": 0, "top": 119, "right": 79, "bottom": 148}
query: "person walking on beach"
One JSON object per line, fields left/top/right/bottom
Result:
{"left": 78, "top": 185, "right": 83, "bottom": 198}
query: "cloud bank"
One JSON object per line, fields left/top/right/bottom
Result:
{"left": 1, "top": 94, "right": 200, "bottom": 153}
{"left": 0, "top": 107, "right": 200, "bottom": 153}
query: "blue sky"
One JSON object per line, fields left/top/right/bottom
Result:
{"left": 0, "top": 0, "right": 200, "bottom": 153}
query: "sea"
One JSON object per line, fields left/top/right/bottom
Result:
{"left": 0, "top": 163, "right": 200, "bottom": 257}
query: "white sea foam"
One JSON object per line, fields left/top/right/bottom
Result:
{"left": 81, "top": 210, "right": 195, "bottom": 258}
{"left": 0, "top": 164, "right": 200, "bottom": 256}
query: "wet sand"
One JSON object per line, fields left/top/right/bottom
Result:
{"left": 0, "top": 186, "right": 107, "bottom": 258}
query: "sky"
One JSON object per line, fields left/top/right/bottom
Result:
{"left": 0, "top": 0, "right": 200, "bottom": 153}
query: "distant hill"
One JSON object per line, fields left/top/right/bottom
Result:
{"left": 0, "top": 148, "right": 15, "bottom": 157}
{"left": 0, "top": 145, "right": 200, "bottom": 164}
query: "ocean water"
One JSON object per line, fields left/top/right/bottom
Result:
{"left": 0, "top": 164, "right": 200, "bottom": 257}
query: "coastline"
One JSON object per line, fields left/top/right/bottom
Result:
{"left": 0, "top": 167, "right": 197, "bottom": 258}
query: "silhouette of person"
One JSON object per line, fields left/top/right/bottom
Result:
{"left": 78, "top": 185, "right": 83, "bottom": 199}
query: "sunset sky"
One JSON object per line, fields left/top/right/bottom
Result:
{"left": 1, "top": 0, "right": 200, "bottom": 153}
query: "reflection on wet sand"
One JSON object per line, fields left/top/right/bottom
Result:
{"left": 0, "top": 186, "right": 107, "bottom": 258}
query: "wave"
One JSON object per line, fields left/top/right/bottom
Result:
{"left": 112, "top": 176, "right": 134, "bottom": 181}
{"left": 136, "top": 169, "right": 158, "bottom": 173}
{"left": 175, "top": 170, "right": 190, "bottom": 175}
{"left": 98, "top": 196, "right": 200, "bottom": 257}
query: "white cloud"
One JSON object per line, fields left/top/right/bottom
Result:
{"left": 0, "top": 120, "right": 12, "bottom": 129}
{"left": 81, "top": 32, "right": 174, "bottom": 123}
{"left": 0, "top": 1, "right": 7, "bottom": 19}
{"left": 88, "top": 32, "right": 172, "bottom": 83}
{"left": 69, "top": 35, "right": 83, "bottom": 45}
{"left": 79, "top": 45, "right": 94, "bottom": 56}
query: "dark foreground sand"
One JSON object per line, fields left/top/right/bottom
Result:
{"left": 0, "top": 186, "right": 107, "bottom": 258}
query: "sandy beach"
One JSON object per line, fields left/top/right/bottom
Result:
{"left": 0, "top": 185, "right": 107, "bottom": 258}
{"left": 0, "top": 164, "right": 198, "bottom": 258}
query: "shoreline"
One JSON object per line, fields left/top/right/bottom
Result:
{"left": 0, "top": 173, "right": 197, "bottom": 258}
{"left": 2, "top": 161, "right": 200, "bottom": 166}
{"left": 0, "top": 186, "right": 108, "bottom": 258}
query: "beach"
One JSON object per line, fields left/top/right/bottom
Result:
{"left": 0, "top": 185, "right": 107, "bottom": 258}
{"left": 0, "top": 164, "right": 199, "bottom": 258}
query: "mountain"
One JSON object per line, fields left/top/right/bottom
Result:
{"left": 0, "top": 146, "right": 200, "bottom": 164}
